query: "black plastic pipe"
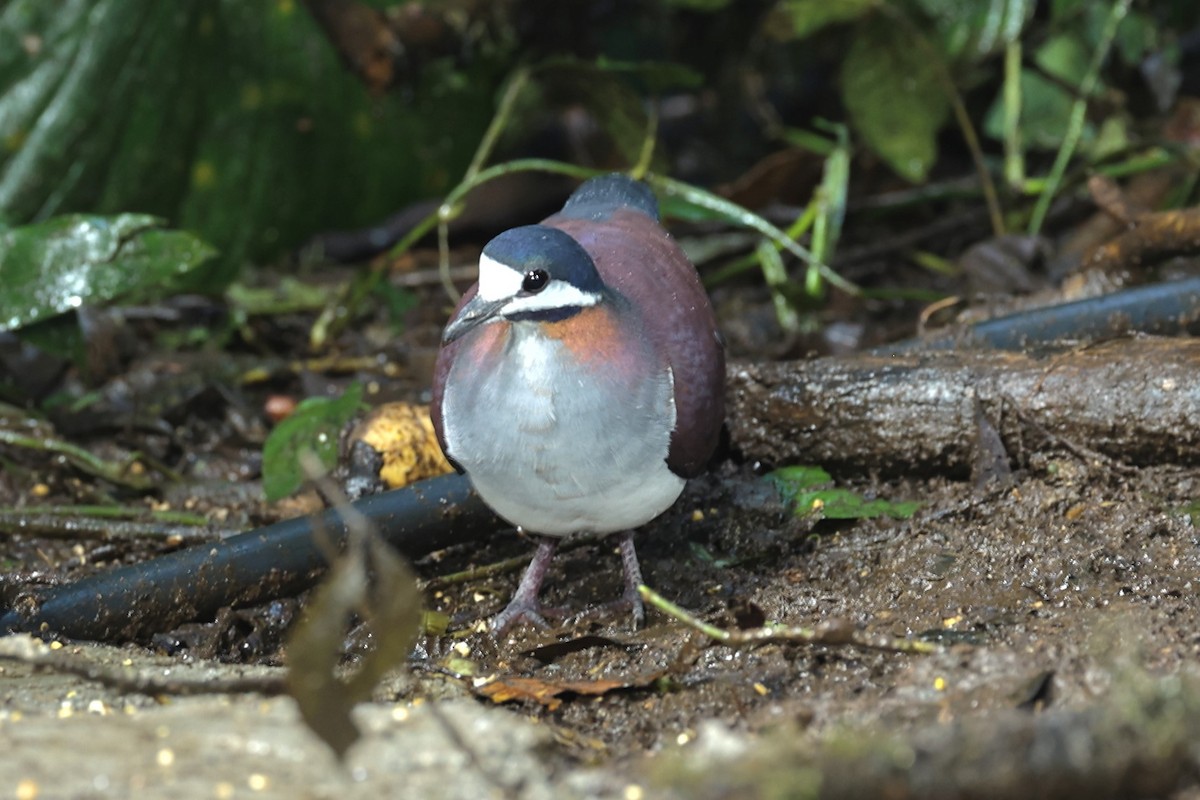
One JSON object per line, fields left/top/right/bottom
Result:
{"left": 878, "top": 276, "right": 1200, "bottom": 354}
{"left": 0, "top": 473, "right": 497, "bottom": 641}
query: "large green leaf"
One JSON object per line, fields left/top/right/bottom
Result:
{"left": 841, "top": 18, "right": 949, "bottom": 183}
{"left": 0, "top": 0, "right": 500, "bottom": 277}
{"left": 0, "top": 214, "right": 215, "bottom": 332}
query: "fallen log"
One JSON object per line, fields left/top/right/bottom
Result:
{"left": 728, "top": 336, "right": 1200, "bottom": 474}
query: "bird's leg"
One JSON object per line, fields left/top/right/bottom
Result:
{"left": 491, "top": 535, "right": 563, "bottom": 634}
{"left": 617, "top": 530, "right": 646, "bottom": 628}
{"left": 570, "top": 531, "right": 647, "bottom": 629}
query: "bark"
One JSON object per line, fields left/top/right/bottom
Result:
{"left": 727, "top": 336, "right": 1200, "bottom": 474}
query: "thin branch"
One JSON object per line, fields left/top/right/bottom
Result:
{"left": 884, "top": 4, "right": 1005, "bottom": 237}
{"left": 1028, "top": 0, "right": 1132, "bottom": 235}
{"left": 0, "top": 512, "right": 223, "bottom": 542}
{"left": 639, "top": 585, "right": 939, "bottom": 655}
{"left": 631, "top": 105, "right": 659, "bottom": 181}
{"left": 0, "top": 430, "right": 155, "bottom": 491}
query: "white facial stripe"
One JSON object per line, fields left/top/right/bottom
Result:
{"left": 477, "top": 253, "right": 525, "bottom": 302}
{"left": 500, "top": 281, "right": 600, "bottom": 316}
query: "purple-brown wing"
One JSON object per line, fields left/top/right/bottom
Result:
{"left": 429, "top": 283, "right": 478, "bottom": 470}
{"left": 545, "top": 209, "right": 725, "bottom": 477}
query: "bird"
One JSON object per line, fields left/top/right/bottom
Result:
{"left": 431, "top": 173, "right": 725, "bottom": 633}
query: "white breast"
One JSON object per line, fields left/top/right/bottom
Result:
{"left": 442, "top": 324, "right": 683, "bottom": 536}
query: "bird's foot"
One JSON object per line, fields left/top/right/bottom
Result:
{"left": 490, "top": 596, "right": 569, "bottom": 635}
{"left": 490, "top": 536, "right": 566, "bottom": 635}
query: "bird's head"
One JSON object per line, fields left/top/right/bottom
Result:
{"left": 442, "top": 225, "right": 605, "bottom": 344}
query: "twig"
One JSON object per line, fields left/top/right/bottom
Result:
{"left": 639, "top": 585, "right": 939, "bottom": 655}
{"left": 420, "top": 554, "right": 531, "bottom": 590}
{"left": 1001, "top": 391, "right": 1138, "bottom": 476}
{"left": 0, "top": 635, "right": 286, "bottom": 696}
{"left": 464, "top": 68, "right": 531, "bottom": 182}
{"left": 1084, "top": 206, "right": 1200, "bottom": 272}
{"left": 439, "top": 67, "right": 534, "bottom": 302}
{"left": 311, "top": 204, "right": 442, "bottom": 348}
{"left": 419, "top": 529, "right": 615, "bottom": 592}
{"left": 0, "top": 513, "right": 223, "bottom": 542}
{"left": 882, "top": 3, "right": 1004, "bottom": 237}
{"left": 393, "top": 264, "right": 479, "bottom": 288}
{"left": 0, "top": 429, "right": 155, "bottom": 491}
{"left": 630, "top": 105, "right": 659, "bottom": 181}
{"left": 647, "top": 172, "right": 859, "bottom": 295}
{"left": 5, "top": 504, "right": 209, "bottom": 526}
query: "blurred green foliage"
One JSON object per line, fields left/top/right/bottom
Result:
{"left": 0, "top": 0, "right": 1196, "bottom": 325}
{"left": 779, "top": 0, "right": 1197, "bottom": 183}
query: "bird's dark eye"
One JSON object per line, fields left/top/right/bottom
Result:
{"left": 522, "top": 269, "right": 550, "bottom": 294}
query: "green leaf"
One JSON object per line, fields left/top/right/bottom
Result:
{"left": 841, "top": 18, "right": 949, "bottom": 183}
{"left": 12, "top": 315, "right": 84, "bottom": 366}
{"left": 261, "top": 383, "right": 364, "bottom": 501}
{"left": 915, "top": 0, "right": 1035, "bottom": 59}
{"left": 793, "top": 488, "right": 921, "bottom": 520}
{"left": 782, "top": 127, "right": 839, "bottom": 156}
{"left": 688, "top": 541, "right": 738, "bottom": 569}
{"left": 0, "top": 214, "right": 216, "bottom": 332}
{"left": 984, "top": 68, "right": 1083, "bottom": 150}
{"left": 767, "top": 465, "right": 920, "bottom": 521}
{"left": 780, "top": 0, "right": 877, "bottom": 39}
{"left": 1176, "top": 501, "right": 1200, "bottom": 526}
{"left": 1049, "top": 0, "right": 1086, "bottom": 20}
{"left": 767, "top": 465, "right": 833, "bottom": 497}
{"left": 1112, "top": 9, "right": 1157, "bottom": 66}
{"left": 809, "top": 127, "right": 850, "bottom": 291}
{"left": 1089, "top": 115, "right": 1129, "bottom": 160}
{"left": 757, "top": 239, "right": 800, "bottom": 334}
{"left": 1035, "top": 33, "right": 1091, "bottom": 85}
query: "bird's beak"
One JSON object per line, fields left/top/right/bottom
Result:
{"left": 442, "top": 295, "right": 507, "bottom": 344}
